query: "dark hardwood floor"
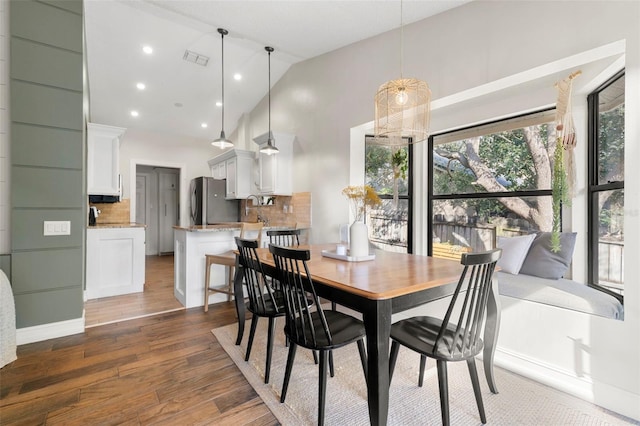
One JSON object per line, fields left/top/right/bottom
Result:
{"left": 0, "top": 303, "right": 278, "bottom": 425}
{"left": 85, "top": 255, "right": 184, "bottom": 327}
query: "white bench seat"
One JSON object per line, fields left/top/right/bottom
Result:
{"left": 497, "top": 271, "right": 624, "bottom": 320}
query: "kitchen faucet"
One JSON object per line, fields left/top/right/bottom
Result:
{"left": 245, "top": 195, "right": 262, "bottom": 217}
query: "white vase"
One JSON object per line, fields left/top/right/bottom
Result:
{"left": 349, "top": 220, "right": 369, "bottom": 258}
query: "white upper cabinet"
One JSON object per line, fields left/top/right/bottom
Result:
{"left": 211, "top": 161, "right": 226, "bottom": 180}
{"left": 87, "top": 123, "right": 126, "bottom": 196}
{"left": 208, "top": 149, "right": 255, "bottom": 199}
{"left": 253, "top": 132, "right": 294, "bottom": 196}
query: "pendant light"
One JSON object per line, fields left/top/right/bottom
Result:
{"left": 374, "top": 0, "right": 431, "bottom": 146}
{"left": 259, "top": 46, "right": 279, "bottom": 155}
{"left": 212, "top": 28, "right": 234, "bottom": 148}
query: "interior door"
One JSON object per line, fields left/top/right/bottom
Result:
{"left": 136, "top": 174, "right": 156, "bottom": 255}
{"left": 159, "top": 172, "right": 178, "bottom": 254}
{"left": 136, "top": 175, "right": 146, "bottom": 225}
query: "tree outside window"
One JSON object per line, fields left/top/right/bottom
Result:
{"left": 365, "top": 138, "right": 412, "bottom": 253}
{"left": 429, "top": 110, "right": 556, "bottom": 256}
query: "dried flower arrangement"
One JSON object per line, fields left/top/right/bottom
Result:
{"left": 342, "top": 185, "right": 382, "bottom": 222}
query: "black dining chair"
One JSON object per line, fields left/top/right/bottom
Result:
{"left": 235, "top": 237, "right": 286, "bottom": 384}
{"left": 269, "top": 244, "right": 368, "bottom": 426}
{"left": 389, "top": 248, "right": 502, "bottom": 426}
{"left": 267, "top": 228, "right": 301, "bottom": 247}
{"left": 268, "top": 228, "right": 339, "bottom": 312}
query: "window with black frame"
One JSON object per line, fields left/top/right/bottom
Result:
{"left": 428, "top": 110, "right": 557, "bottom": 258}
{"left": 588, "top": 71, "right": 625, "bottom": 296}
{"left": 364, "top": 136, "right": 413, "bottom": 253}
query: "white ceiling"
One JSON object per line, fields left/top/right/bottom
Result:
{"left": 84, "top": 0, "right": 471, "bottom": 141}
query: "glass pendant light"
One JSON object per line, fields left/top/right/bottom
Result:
{"left": 374, "top": 0, "right": 431, "bottom": 146}
{"left": 260, "top": 46, "right": 279, "bottom": 155}
{"left": 212, "top": 28, "right": 234, "bottom": 149}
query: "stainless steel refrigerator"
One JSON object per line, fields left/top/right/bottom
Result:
{"left": 189, "top": 177, "right": 239, "bottom": 225}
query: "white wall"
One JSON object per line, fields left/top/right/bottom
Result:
{"left": 234, "top": 1, "right": 640, "bottom": 420}
{"left": 118, "top": 128, "right": 218, "bottom": 227}
{"left": 0, "top": 0, "right": 9, "bottom": 254}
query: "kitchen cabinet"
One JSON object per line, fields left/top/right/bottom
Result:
{"left": 207, "top": 149, "right": 255, "bottom": 199}
{"left": 87, "top": 123, "right": 126, "bottom": 196}
{"left": 211, "top": 161, "right": 226, "bottom": 180}
{"left": 253, "top": 132, "right": 294, "bottom": 196}
{"left": 86, "top": 226, "right": 145, "bottom": 299}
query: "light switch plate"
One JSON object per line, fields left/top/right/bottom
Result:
{"left": 44, "top": 221, "right": 71, "bottom": 236}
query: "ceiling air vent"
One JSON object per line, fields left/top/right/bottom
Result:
{"left": 183, "top": 50, "right": 209, "bottom": 67}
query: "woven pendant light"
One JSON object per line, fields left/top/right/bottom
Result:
{"left": 374, "top": 0, "right": 431, "bottom": 145}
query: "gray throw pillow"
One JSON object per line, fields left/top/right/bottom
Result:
{"left": 496, "top": 234, "right": 536, "bottom": 275}
{"left": 519, "top": 232, "right": 577, "bottom": 280}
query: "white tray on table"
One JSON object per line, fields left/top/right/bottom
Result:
{"left": 321, "top": 249, "right": 375, "bottom": 262}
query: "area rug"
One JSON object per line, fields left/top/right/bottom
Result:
{"left": 213, "top": 319, "right": 637, "bottom": 425}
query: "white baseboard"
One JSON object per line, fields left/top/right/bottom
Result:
{"left": 16, "top": 315, "right": 85, "bottom": 345}
{"left": 494, "top": 347, "right": 640, "bottom": 421}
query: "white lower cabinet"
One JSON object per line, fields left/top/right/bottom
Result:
{"left": 86, "top": 227, "right": 145, "bottom": 299}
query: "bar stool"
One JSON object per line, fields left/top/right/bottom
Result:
{"left": 204, "top": 222, "right": 263, "bottom": 312}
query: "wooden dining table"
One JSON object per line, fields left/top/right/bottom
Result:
{"left": 232, "top": 244, "right": 501, "bottom": 426}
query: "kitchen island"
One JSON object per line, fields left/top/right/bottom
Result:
{"left": 173, "top": 223, "right": 299, "bottom": 308}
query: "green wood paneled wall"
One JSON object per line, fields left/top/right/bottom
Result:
{"left": 10, "top": 0, "right": 84, "bottom": 328}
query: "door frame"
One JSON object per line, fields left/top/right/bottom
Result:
{"left": 129, "top": 159, "right": 187, "bottom": 227}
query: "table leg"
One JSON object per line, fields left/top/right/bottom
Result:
{"left": 362, "top": 299, "right": 392, "bottom": 426}
{"left": 483, "top": 277, "right": 501, "bottom": 394}
{"left": 234, "top": 259, "right": 246, "bottom": 346}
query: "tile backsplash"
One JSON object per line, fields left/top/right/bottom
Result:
{"left": 241, "top": 192, "right": 311, "bottom": 229}
{"left": 91, "top": 199, "right": 131, "bottom": 224}
{"left": 92, "top": 192, "right": 311, "bottom": 228}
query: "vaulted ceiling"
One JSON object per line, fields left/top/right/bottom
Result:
{"left": 84, "top": 0, "right": 471, "bottom": 140}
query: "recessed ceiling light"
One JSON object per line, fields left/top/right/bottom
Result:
{"left": 201, "top": 123, "right": 208, "bottom": 128}
{"left": 233, "top": 73, "right": 242, "bottom": 81}
{"left": 130, "top": 110, "right": 139, "bottom": 117}
{"left": 136, "top": 82, "right": 146, "bottom": 90}
{"left": 142, "top": 45, "right": 153, "bottom": 55}
{"left": 215, "top": 101, "right": 223, "bottom": 107}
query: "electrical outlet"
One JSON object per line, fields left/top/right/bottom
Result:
{"left": 44, "top": 221, "right": 71, "bottom": 236}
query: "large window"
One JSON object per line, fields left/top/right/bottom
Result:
{"left": 428, "top": 110, "right": 556, "bottom": 256}
{"left": 588, "top": 71, "right": 625, "bottom": 295}
{"left": 365, "top": 137, "right": 413, "bottom": 253}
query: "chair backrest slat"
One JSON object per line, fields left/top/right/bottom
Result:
{"left": 435, "top": 249, "right": 501, "bottom": 358}
{"left": 236, "top": 237, "right": 279, "bottom": 315}
{"left": 269, "top": 244, "right": 331, "bottom": 347}
{"left": 267, "top": 229, "right": 301, "bottom": 247}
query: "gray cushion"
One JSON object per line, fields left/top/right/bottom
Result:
{"left": 497, "top": 271, "right": 624, "bottom": 320}
{"left": 519, "top": 232, "right": 577, "bottom": 279}
{"left": 496, "top": 234, "right": 536, "bottom": 275}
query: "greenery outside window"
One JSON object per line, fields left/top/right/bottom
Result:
{"left": 428, "top": 109, "right": 557, "bottom": 257}
{"left": 588, "top": 71, "right": 625, "bottom": 296}
{"left": 365, "top": 137, "right": 413, "bottom": 253}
